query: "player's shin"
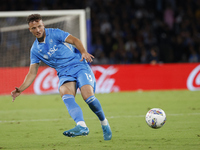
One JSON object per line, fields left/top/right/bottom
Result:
{"left": 62, "top": 94, "right": 87, "bottom": 127}
{"left": 85, "top": 95, "right": 107, "bottom": 125}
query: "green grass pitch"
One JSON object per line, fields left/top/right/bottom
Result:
{"left": 0, "top": 90, "right": 200, "bottom": 150}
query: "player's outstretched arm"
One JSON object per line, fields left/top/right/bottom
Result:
{"left": 65, "top": 35, "right": 94, "bottom": 63}
{"left": 11, "top": 63, "right": 39, "bottom": 102}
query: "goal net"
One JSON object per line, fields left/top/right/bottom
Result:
{"left": 0, "top": 10, "right": 88, "bottom": 67}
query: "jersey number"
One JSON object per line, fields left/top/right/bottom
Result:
{"left": 85, "top": 73, "right": 92, "bottom": 81}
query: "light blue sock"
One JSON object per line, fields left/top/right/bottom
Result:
{"left": 62, "top": 94, "right": 84, "bottom": 124}
{"left": 85, "top": 95, "right": 105, "bottom": 121}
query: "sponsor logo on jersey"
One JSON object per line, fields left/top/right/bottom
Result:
{"left": 47, "top": 45, "right": 58, "bottom": 57}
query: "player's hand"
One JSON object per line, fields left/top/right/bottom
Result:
{"left": 11, "top": 87, "right": 21, "bottom": 102}
{"left": 81, "top": 52, "right": 94, "bottom": 63}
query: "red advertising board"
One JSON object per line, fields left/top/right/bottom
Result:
{"left": 0, "top": 63, "right": 200, "bottom": 95}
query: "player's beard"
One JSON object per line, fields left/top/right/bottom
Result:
{"left": 37, "top": 30, "right": 45, "bottom": 42}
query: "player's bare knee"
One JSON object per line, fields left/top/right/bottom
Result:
{"left": 81, "top": 90, "right": 94, "bottom": 100}
{"left": 80, "top": 85, "right": 94, "bottom": 100}
{"left": 59, "top": 85, "right": 75, "bottom": 97}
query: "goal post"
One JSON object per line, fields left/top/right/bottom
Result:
{"left": 0, "top": 9, "right": 90, "bottom": 67}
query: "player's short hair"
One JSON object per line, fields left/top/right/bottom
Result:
{"left": 27, "top": 14, "right": 42, "bottom": 24}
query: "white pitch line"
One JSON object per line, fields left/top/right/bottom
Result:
{"left": 0, "top": 113, "right": 200, "bottom": 123}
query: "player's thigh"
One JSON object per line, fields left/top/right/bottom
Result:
{"left": 77, "top": 68, "right": 96, "bottom": 90}
{"left": 59, "top": 81, "right": 76, "bottom": 97}
{"left": 77, "top": 70, "right": 96, "bottom": 99}
{"left": 80, "top": 84, "right": 94, "bottom": 100}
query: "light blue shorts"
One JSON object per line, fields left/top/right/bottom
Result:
{"left": 58, "top": 64, "right": 96, "bottom": 92}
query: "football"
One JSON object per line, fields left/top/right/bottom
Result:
{"left": 145, "top": 108, "right": 166, "bottom": 129}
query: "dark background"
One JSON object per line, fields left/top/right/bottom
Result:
{"left": 1, "top": 0, "right": 200, "bottom": 65}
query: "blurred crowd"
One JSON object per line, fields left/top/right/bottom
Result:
{"left": 1, "top": 0, "right": 200, "bottom": 65}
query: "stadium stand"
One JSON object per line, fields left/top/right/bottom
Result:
{"left": 1, "top": 0, "right": 200, "bottom": 65}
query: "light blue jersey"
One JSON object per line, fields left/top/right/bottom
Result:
{"left": 30, "top": 28, "right": 95, "bottom": 91}
{"left": 30, "top": 28, "right": 87, "bottom": 72}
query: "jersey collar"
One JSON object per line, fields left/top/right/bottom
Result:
{"left": 36, "top": 28, "right": 49, "bottom": 44}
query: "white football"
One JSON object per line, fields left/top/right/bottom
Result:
{"left": 145, "top": 108, "right": 166, "bottom": 129}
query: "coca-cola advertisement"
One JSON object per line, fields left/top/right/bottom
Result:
{"left": 33, "top": 67, "right": 59, "bottom": 95}
{"left": 0, "top": 63, "right": 200, "bottom": 95}
{"left": 187, "top": 64, "right": 200, "bottom": 91}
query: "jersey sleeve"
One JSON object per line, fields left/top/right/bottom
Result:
{"left": 30, "top": 50, "right": 40, "bottom": 65}
{"left": 53, "top": 28, "right": 70, "bottom": 42}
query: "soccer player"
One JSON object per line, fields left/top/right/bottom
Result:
{"left": 11, "top": 14, "right": 112, "bottom": 140}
